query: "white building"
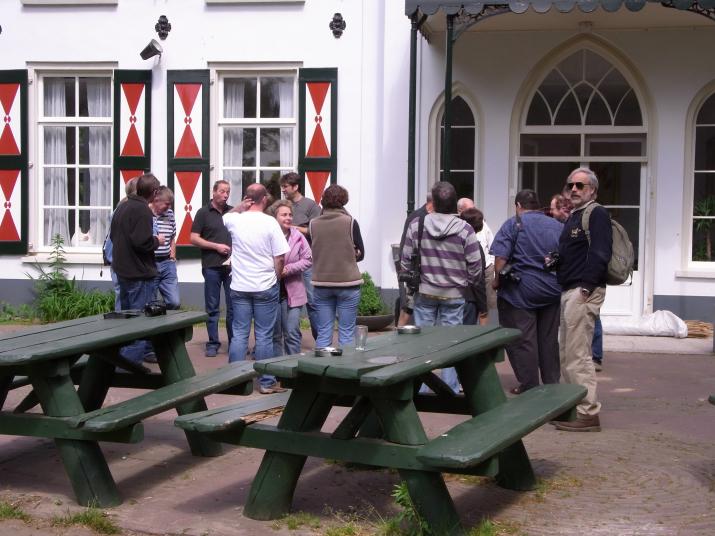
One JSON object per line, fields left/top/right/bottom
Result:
{"left": 1, "top": 0, "right": 713, "bottom": 321}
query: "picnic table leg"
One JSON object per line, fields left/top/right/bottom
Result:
{"left": 153, "top": 329, "right": 222, "bottom": 457}
{"left": 244, "top": 390, "right": 335, "bottom": 520}
{"left": 77, "top": 354, "right": 115, "bottom": 411}
{"left": 30, "top": 365, "right": 121, "bottom": 507}
{"left": 371, "top": 396, "right": 463, "bottom": 535}
{"left": 0, "top": 374, "right": 11, "bottom": 408}
{"left": 457, "top": 350, "right": 537, "bottom": 491}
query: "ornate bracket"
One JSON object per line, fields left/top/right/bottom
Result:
{"left": 329, "top": 13, "right": 346, "bottom": 38}
{"left": 661, "top": 1, "right": 715, "bottom": 22}
{"left": 155, "top": 15, "right": 172, "bottom": 40}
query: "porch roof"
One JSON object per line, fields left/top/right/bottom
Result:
{"left": 405, "top": 0, "right": 714, "bottom": 16}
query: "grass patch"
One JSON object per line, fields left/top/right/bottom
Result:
{"left": 0, "top": 501, "right": 31, "bottom": 522}
{"left": 271, "top": 511, "right": 322, "bottom": 531}
{"left": 467, "top": 518, "right": 523, "bottom": 536}
{"left": 533, "top": 475, "right": 583, "bottom": 502}
{"left": 51, "top": 507, "right": 120, "bottom": 534}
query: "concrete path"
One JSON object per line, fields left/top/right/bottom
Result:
{"left": 0, "top": 325, "right": 713, "bottom": 535}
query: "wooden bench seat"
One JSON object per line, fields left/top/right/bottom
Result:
{"left": 416, "top": 384, "right": 586, "bottom": 470}
{"left": 174, "top": 391, "right": 291, "bottom": 433}
{"left": 67, "top": 362, "right": 256, "bottom": 432}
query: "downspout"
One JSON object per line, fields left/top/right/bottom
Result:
{"left": 442, "top": 14, "right": 455, "bottom": 183}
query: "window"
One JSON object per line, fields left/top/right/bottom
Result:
{"left": 519, "top": 49, "right": 646, "bottom": 270}
{"left": 38, "top": 74, "right": 112, "bottom": 250}
{"left": 438, "top": 96, "right": 476, "bottom": 199}
{"left": 691, "top": 93, "right": 715, "bottom": 263}
{"left": 218, "top": 73, "right": 296, "bottom": 205}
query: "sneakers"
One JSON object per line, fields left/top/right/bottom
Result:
{"left": 593, "top": 359, "right": 603, "bottom": 372}
{"left": 143, "top": 351, "right": 158, "bottom": 364}
{"left": 259, "top": 384, "right": 288, "bottom": 395}
{"left": 554, "top": 414, "right": 601, "bottom": 432}
{"left": 205, "top": 347, "right": 218, "bottom": 358}
{"left": 509, "top": 386, "right": 523, "bottom": 395}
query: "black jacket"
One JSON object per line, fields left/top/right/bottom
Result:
{"left": 557, "top": 201, "right": 612, "bottom": 292}
{"left": 110, "top": 195, "right": 159, "bottom": 280}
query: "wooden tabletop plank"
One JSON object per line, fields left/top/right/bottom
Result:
{"left": 294, "top": 325, "right": 504, "bottom": 380}
{"left": 0, "top": 311, "right": 207, "bottom": 365}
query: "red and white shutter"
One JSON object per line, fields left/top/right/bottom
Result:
{"left": 299, "top": 68, "right": 337, "bottom": 205}
{"left": 167, "top": 70, "right": 209, "bottom": 258}
{"left": 0, "top": 70, "right": 28, "bottom": 254}
{"left": 113, "top": 70, "right": 151, "bottom": 204}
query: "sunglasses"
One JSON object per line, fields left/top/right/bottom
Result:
{"left": 566, "top": 181, "right": 589, "bottom": 191}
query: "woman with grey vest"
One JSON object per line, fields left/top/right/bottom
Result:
{"left": 309, "top": 185, "right": 365, "bottom": 348}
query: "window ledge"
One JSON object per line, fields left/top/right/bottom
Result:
{"left": 674, "top": 269, "right": 715, "bottom": 280}
{"left": 22, "top": 253, "right": 104, "bottom": 265}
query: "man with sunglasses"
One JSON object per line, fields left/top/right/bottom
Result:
{"left": 554, "top": 167, "right": 612, "bottom": 432}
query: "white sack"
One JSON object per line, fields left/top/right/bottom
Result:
{"left": 601, "top": 310, "right": 688, "bottom": 338}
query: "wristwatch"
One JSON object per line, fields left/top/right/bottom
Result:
{"left": 579, "top": 287, "right": 591, "bottom": 297}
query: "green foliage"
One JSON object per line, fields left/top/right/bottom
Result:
{"left": 51, "top": 507, "right": 120, "bottom": 534}
{"left": 27, "top": 234, "right": 115, "bottom": 323}
{"left": 693, "top": 195, "right": 715, "bottom": 261}
{"left": 271, "top": 511, "right": 322, "bottom": 531}
{"left": 390, "top": 482, "right": 430, "bottom": 536}
{"left": 358, "top": 272, "right": 388, "bottom": 316}
{"left": 0, "top": 302, "right": 35, "bottom": 323}
{"left": 0, "top": 501, "right": 31, "bottom": 522}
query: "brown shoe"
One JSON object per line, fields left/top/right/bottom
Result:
{"left": 554, "top": 414, "right": 601, "bottom": 432}
{"left": 259, "top": 384, "right": 288, "bottom": 395}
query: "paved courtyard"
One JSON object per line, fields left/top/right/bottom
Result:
{"left": 0, "top": 325, "right": 713, "bottom": 535}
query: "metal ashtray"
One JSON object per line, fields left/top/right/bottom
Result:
{"left": 314, "top": 347, "right": 343, "bottom": 357}
{"left": 397, "top": 325, "right": 421, "bottom": 334}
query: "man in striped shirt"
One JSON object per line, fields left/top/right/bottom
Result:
{"left": 400, "top": 181, "right": 482, "bottom": 392}
{"left": 150, "top": 186, "right": 179, "bottom": 310}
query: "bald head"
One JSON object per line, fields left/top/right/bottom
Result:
{"left": 245, "top": 183, "right": 268, "bottom": 210}
{"left": 457, "top": 197, "right": 475, "bottom": 214}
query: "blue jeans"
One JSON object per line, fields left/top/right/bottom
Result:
{"left": 229, "top": 283, "right": 280, "bottom": 388}
{"left": 302, "top": 267, "right": 319, "bottom": 339}
{"left": 202, "top": 266, "right": 233, "bottom": 353}
{"left": 273, "top": 298, "right": 303, "bottom": 356}
{"left": 117, "top": 277, "right": 155, "bottom": 365}
{"left": 152, "top": 259, "right": 180, "bottom": 309}
{"left": 413, "top": 293, "right": 465, "bottom": 393}
{"left": 592, "top": 316, "right": 603, "bottom": 362}
{"left": 111, "top": 269, "right": 121, "bottom": 311}
{"left": 313, "top": 285, "right": 361, "bottom": 348}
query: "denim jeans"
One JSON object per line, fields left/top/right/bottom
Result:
{"left": 117, "top": 277, "right": 155, "bottom": 365}
{"left": 273, "top": 297, "right": 303, "bottom": 356}
{"left": 152, "top": 259, "right": 180, "bottom": 309}
{"left": 413, "top": 293, "right": 465, "bottom": 393}
{"left": 302, "top": 267, "right": 319, "bottom": 340}
{"left": 313, "top": 285, "right": 361, "bottom": 348}
{"left": 592, "top": 315, "right": 603, "bottom": 362}
{"left": 229, "top": 282, "right": 280, "bottom": 388}
{"left": 110, "top": 269, "right": 121, "bottom": 311}
{"left": 202, "top": 266, "right": 233, "bottom": 353}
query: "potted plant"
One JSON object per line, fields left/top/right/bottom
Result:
{"left": 357, "top": 272, "right": 394, "bottom": 331}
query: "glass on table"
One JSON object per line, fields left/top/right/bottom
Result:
{"left": 354, "top": 325, "right": 368, "bottom": 351}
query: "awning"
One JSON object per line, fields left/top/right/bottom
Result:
{"left": 405, "top": 0, "right": 715, "bottom": 16}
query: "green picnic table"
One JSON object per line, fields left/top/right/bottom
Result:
{"left": 0, "top": 310, "right": 256, "bottom": 507}
{"left": 176, "top": 325, "right": 586, "bottom": 534}
{"left": 709, "top": 394, "right": 715, "bottom": 405}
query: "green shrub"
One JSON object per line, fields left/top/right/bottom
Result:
{"left": 358, "top": 272, "right": 387, "bottom": 316}
{"left": 27, "top": 234, "right": 115, "bottom": 323}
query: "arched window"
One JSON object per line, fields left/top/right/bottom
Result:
{"left": 691, "top": 93, "right": 715, "bottom": 263}
{"left": 519, "top": 49, "right": 646, "bottom": 270}
{"left": 439, "top": 96, "right": 476, "bottom": 199}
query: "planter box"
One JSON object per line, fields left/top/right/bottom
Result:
{"left": 356, "top": 314, "right": 394, "bottom": 332}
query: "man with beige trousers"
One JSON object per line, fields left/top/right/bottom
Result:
{"left": 554, "top": 167, "right": 612, "bottom": 432}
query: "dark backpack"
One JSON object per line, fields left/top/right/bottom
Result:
{"left": 582, "top": 202, "right": 634, "bottom": 285}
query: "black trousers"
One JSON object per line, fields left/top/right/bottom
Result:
{"left": 497, "top": 296, "right": 560, "bottom": 391}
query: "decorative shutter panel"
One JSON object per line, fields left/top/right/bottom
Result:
{"left": 0, "top": 70, "right": 28, "bottom": 255}
{"left": 298, "top": 68, "right": 337, "bottom": 204}
{"left": 167, "top": 70, "right": 210, "bottom": 259}
{"left": 113, "top": 70, "right": 152, "bottom": 205}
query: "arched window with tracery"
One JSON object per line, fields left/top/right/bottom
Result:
{"left": 519, "top": 48, "right": 646, "bottom": 271}
{"left": 691, "top": 93, "right": 715, "bottom": 263}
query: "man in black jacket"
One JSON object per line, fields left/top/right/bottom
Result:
{"left": 554, "top": 167, "right": 612, "bottom": 432}
{"left": 111, "top": 173, "right": 165, "bottom": 364}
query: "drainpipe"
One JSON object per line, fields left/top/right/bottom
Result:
{"left": 442, "top": 14, "right": 455, "bottom": 183}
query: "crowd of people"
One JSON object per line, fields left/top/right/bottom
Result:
{"left": 108, "top": 166, "right": 611, "bottom": 428}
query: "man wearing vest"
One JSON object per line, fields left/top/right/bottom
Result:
{"left": 555, "top": 167, "right": 612, "bottom": 432}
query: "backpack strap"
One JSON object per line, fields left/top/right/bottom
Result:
{"left": 580, "top": 201, "right": 601, "bottom": 247}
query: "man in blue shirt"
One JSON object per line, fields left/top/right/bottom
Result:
{"left": 491, "top": 189, "right": 563, "bottom": 394}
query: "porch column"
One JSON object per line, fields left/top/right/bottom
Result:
{"left": 442, "top": 14, "right": 455, "bottom": 183}
{"left": 407, "top": 13, "right": 419, "bottom": 215}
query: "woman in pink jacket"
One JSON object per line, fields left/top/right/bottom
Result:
{"left": 270, "top": 200, "right": 313, "bottom": 355}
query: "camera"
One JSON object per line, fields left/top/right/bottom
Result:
{"left": 543, "top": 251, "right": 561, "bottom": 271}
{"left": 398, "top": 254, "right": 421, "bottom": 292}
{"left": 499, "top": 263, "right": 521, "bottom": 284}
{"left": 144, "top": 302, "right": 167, "bottom": 317}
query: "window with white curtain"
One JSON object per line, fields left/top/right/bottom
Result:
{"left": 218, "top": 73, "right": 296, "bottom": 206}
{"left": 39, "top": 74, "right": 112, "bottom": 250}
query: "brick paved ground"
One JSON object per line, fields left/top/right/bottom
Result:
{"left": 0, "top": 325, "right": 713, "bottom": 535}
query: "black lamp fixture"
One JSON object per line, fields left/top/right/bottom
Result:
{"left": 329, "top": 13, "right": 346, "bottom": 38}
{"left": 140, "top": 39, "right": 163, "bottom": 60}
{"left": 155, "top": 15, "right": 171, "bottom": 40}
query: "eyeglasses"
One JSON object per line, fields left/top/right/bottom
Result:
{"left": 566, "top": 181, "right": 589, "bottom": 191}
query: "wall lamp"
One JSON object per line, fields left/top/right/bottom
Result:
{"left": 140, "top": 39, "right": 163, "bottom": 60}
